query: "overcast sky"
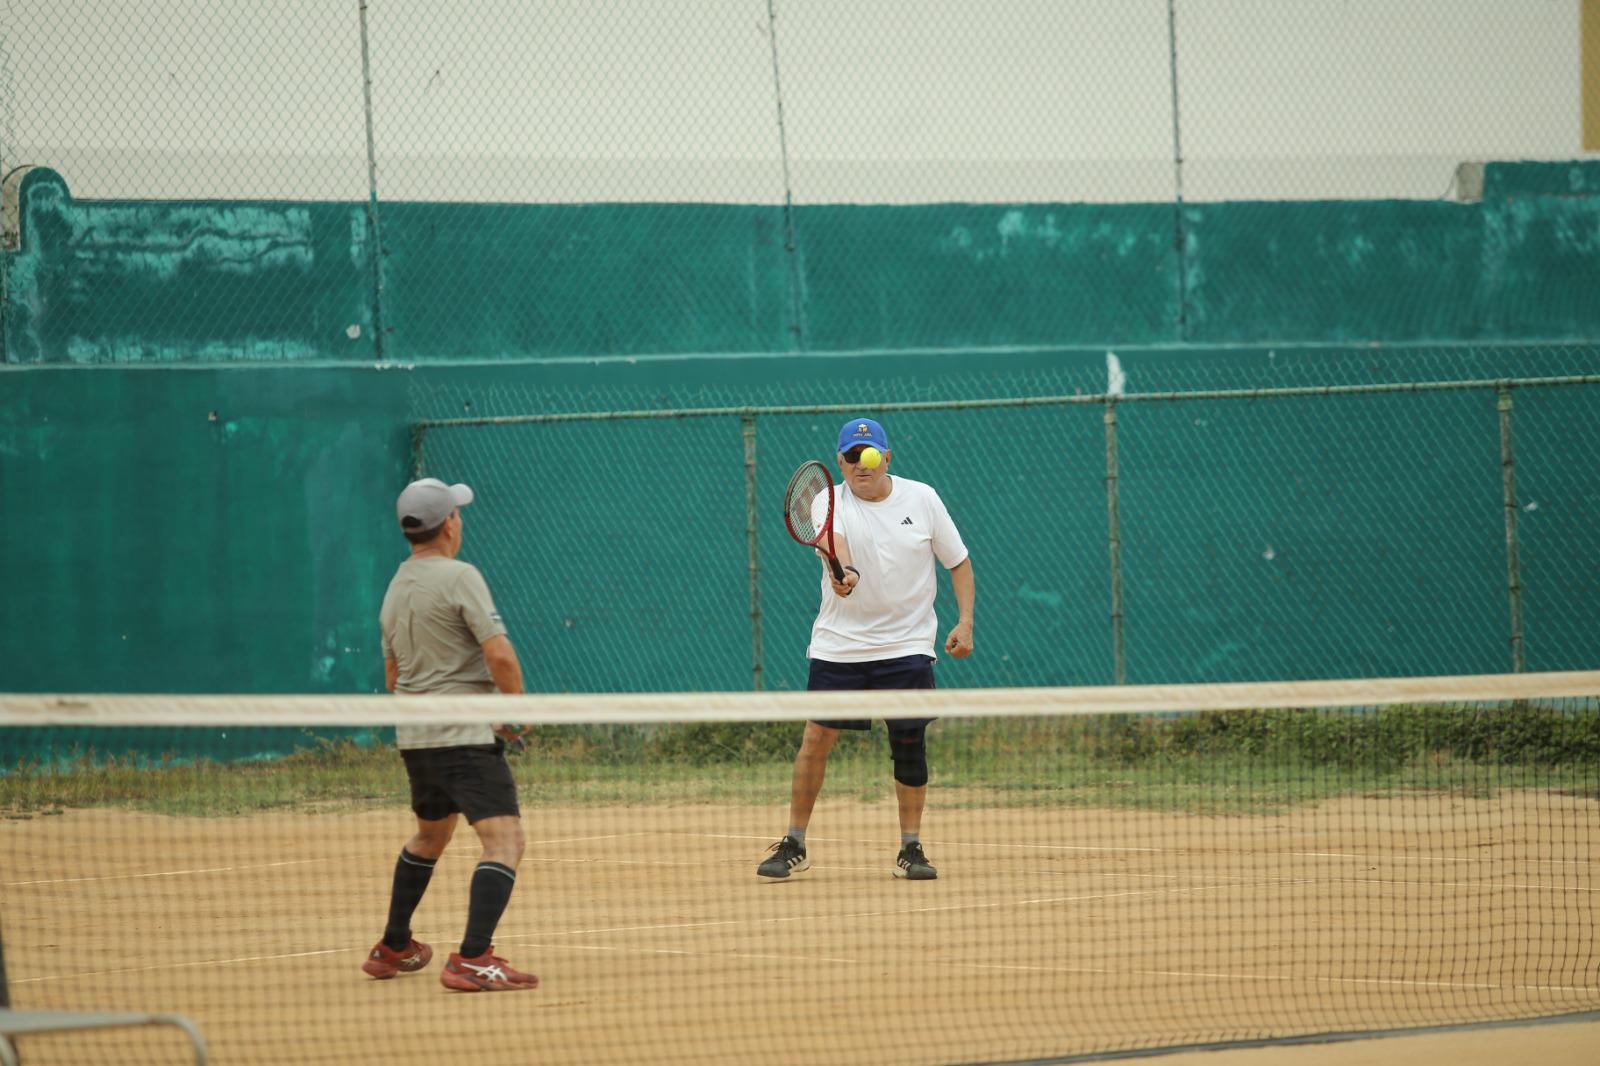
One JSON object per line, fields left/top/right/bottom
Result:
{"left": 2, "top": 1, "right": 1589, "bottom": 202}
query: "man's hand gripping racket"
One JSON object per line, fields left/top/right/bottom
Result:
{"left": 494, "top": 723, "right": 531, "bottom": 753}
{"left": 783, "top": 460, "right": 851, "bottom": 588}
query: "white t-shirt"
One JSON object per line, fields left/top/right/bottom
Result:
{"left": 807, "top": 475, "right": 969, "bottom": 663}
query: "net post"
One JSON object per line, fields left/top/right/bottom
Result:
{"left": 0, "top": 921, "right": 10, "bottom": 1007}
{"left": 1104, "top": 398, "right": 1127, "bottom": 684}
{"left": 741, "top": 413, "right": 765, "bottom": 691}
{"left": 1497, "top": 384, "right": 1526, "bottom": 673}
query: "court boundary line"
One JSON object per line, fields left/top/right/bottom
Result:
{"left": 954, "top": 1008, "right": 1600, "bottom": 1065}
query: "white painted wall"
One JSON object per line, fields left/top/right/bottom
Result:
{"left": 0, "top": 1, "right": 1588, "bottom": 203}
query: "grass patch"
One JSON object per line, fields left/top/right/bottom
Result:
{"left": 3, "top": 708, "right": 1596, "bottom": 818}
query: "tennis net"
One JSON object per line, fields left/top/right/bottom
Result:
{"left": 2, "top": 673, "right": 1597, "bottom": 1065}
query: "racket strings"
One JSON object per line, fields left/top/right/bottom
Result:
{"left": 784, "top": 466, "right": 831, "bottom": 544}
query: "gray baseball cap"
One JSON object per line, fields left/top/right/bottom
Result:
{"left": 396, "top": 478, "right": 474, "bottom": 530}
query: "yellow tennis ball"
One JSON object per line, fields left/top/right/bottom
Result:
{"left": 859, "top": 446, "right": 882, "bottom": 469}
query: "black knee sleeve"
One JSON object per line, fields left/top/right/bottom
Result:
{"left": 889, "top": 726, "right": 929, "bottom": 787}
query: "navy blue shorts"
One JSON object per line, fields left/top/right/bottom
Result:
{"left": 400, "top": 742, "right": 521, "bottom": 824}
{"left": 808, "top": 654, "right": 935, "bottom": 734}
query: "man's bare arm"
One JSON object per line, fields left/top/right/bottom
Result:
{"left": 821, "top": 532, "right": 860, "bottom": 597}
{"left": 482, "top": 634, "right": 524, "bottom": 694}
{"left": 944, "top": 558, "right": 975, "bottom": 658}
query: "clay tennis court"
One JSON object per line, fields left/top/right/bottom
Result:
{"left": 3, "top": 792, "right": 1596, "bottom": 1065}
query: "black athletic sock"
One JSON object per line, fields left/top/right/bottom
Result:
{"left": 381, "top": 849, "right": 437, "bottom": 951}
{"left": 459, "top": 861, "right": 517, "bottom": 958}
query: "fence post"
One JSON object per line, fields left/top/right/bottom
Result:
{"left": 742, "top": 414, "right": 765, "bottom": 690}
{"left": 357, "top": 0, "right": 387, "bottom": 361}
{"left": 1104, "top": 399, "right": 1127, "bottom": 685}
{"left": 764, "top": 0, "right": 806, "bottom": 350}
{"left": 1497, "top": 385, "right": 1526, "bottom": 673}
{"left": 408, "top": 424, "right": 428, "bottom": 478}
{"left": 1165, "top": 0, "right": 1190, "bottom": 342}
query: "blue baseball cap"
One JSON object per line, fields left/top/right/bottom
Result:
{"left": 838, "top": 418, "right": 889, "bottom": 453}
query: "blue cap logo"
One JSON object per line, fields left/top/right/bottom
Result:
{"left": 838, "top": 418, "right": 889, "bottom": 453}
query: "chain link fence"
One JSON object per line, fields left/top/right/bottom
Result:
{"left": 410, "top": 355, "right": 1600, "bottom": 692}
{"left": 2, "top": 3, "right": 1593, "bottom": 361}
{"left": 4, "top": 2, "right": 1580, "bottom": 203}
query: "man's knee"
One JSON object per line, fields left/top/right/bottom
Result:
{"left": 800, "top": 722, "right": 840, "bottom": 758}
{"left": 889, "top": 726, "right": 928, "bottom": 787}
{"left": 476, "top": 815, "right": 525, "bottom": 857}
{"left": 411, "top": 815, "right": 457, "bottom": 858}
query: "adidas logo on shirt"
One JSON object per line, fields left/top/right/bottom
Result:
{"left": 901, "top": 516, "right": 914, "bottom": 525}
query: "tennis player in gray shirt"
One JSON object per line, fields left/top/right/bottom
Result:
{"left": 361, "top": 478, "right": 539, "bottom": 992}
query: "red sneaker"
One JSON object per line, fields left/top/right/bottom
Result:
{"left": 440, "top": 947, "right": 539, "bottom": 991}
{"left": 362, "top": 939, "right": 433, "bottom": 979}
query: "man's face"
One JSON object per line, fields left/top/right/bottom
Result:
{"left": 838, "top": 445, "right": 890, "bottom": 494}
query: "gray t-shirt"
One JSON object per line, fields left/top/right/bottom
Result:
{"left": 379, "top": 555, "right": 509, "bottom": 750}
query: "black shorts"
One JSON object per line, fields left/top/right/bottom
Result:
{"left": 400, "top": 743, "right": 521, "bottom": 824}
{"left": 808, "top": 654, "right": 935, "bottom": 735}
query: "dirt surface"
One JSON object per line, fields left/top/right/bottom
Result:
{"left": 2, "top": 793, "right": 1595, "bottom": 1065}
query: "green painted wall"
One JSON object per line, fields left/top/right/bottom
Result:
{"left": 2, "top": 161, "right": 1598, "bottom": 764}
{"left": 4, "top": 345, "right": 1597, "bottom": 696}
{"left": 6, "top": 162, "right": 1598, "bottom": 364}
{"left": 0, "top": 366, "right": 409, "bottom": 694}
{"left": 4, "top": 346, "right": 1599, "bottom": 767}
{"left": 1, "top": 169, "right": 375, "bottom": 365}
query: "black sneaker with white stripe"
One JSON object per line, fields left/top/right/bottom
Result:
{"left": 756, "top": 835, "right": 811, "bottom": 879}
{"left": 894, "top": 841, "right": 937, "bottom": 880}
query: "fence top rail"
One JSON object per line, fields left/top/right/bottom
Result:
{"left": 412, "top": 374, "right": 1600, "bottom": 430}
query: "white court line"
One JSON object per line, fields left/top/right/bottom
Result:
{"left": 529, "top": 857, "right": 889, "bottom": 873}
{"left": 5, "top": 859, "right": 320, "bottom": 888}
{"left": 680, "top": 832, "right": 1595, "bottom": 867}
{"left": 524, "top": 857, "right": 1259, "bottom": 890}
{"left": 529, "top": 831, "right": 649, "bottom": 846}
{"left": 525, "top": 855, "right": 1232, "bottom": 885}
{"left": 551, "top": 943, "right": 863, "bottom": 966}
{"left": 938, "top": 958, "right": 1600, "bottom": 997}
{"left": 691, "top": 832, "right": 1165, "bottom": 855}
{"left": 514, "top": 939, "right": 1600, "bottom": 998}
{"left": 5, "top": 835, "right": 645, "bottom": 889}
{"left": 15, "top": 948, "right": 345, "bottom": 984}
{"left": 1290, "top": 850, "right": 1594, "bottom": 867}
{"left": 931, "top": 838, "right": 1165, "bottom": 854}
{"left": 1329, "top": 876, "right": 1600, "bottom": 894}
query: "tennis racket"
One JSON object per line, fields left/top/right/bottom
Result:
{"left": 783, "top": 460, "right": 846, "bottom": 582}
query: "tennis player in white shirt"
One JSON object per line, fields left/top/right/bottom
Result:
{"left": 758, "top": 417, "right": 975, "bottom": 881}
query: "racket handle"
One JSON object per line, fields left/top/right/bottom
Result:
{"left": 827, "top": 555, "right": 846, "bottom": 582}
